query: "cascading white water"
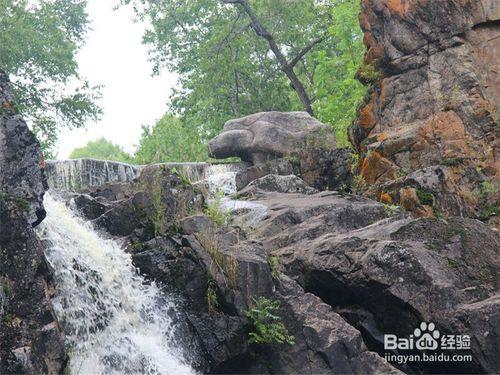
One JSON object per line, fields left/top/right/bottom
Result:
{"left": 203, "top": 165, "right": 268, "bottom": 228}
{"left": 38, "top": 194, "right": 195, "bottom": 375}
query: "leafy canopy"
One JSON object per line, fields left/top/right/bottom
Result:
{"left": 313, "top": 0, "right": 366, "bottom": 146}
{"left": 134, "top": 115, "right": 208, "bottom": 163}
{"left": 125, "top": 0, "right": 366, "bottom": 150}
{"left": 0, "top": 0, "right": 101, "bottom": 156}
{"left": 123, "top": 0, "right": 333, "bottom": 139}
{"left": 69, "top": 137, "right": 133, "bottom": 163}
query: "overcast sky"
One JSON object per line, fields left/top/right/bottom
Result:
{"left": 56, "top": 0, "right": 177, "bottom": 158}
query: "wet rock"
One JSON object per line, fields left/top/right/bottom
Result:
{"left": 237, "top": 174, "right": 317, "bottom": 197}
{"left": 72, "top": 194, "right": 108, "bottom": 220}
{"left": 45, "top": 159, "right": 141, "bottom": 192}
{"left": 235, "top": 158, "right": 294, "bottom": 190}
{"left": 352, "top": 0, "right": 500, "bottom": 220}
{"left": 264, "top": 202, "right": 500, "bottom": 373}
{"left": 73, "top": 168, "right": 205, "bottom": 240}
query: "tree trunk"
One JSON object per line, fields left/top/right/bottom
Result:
{"left": 223, "top": 0, "right": 316, "bottom": 116}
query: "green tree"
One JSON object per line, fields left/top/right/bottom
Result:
{"left": 0, "top": 0, "right": 101, "bottom": 156}
{"left": 123, "top": 0, "right": 334, "bottom": 140}
{"left": 69, "top": 138, "right": 133, "bottom": 163}
{"left": 313, "top": 0, "right": 367, "bottom": 147}
{"left": 134, "top": 115, "right": 208, "bottom": 163}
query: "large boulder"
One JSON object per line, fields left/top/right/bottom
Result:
{"left": 351, "top": 0, "right": 500, "bottom": 223}
{"left": 208, "top": 111, "right": 335, "bottom": 164}
{"left": 209, "top": 112, "right": 353, "bottom": 191}
{"left": 0, "top": 71, "right": 66, "bottom": 373}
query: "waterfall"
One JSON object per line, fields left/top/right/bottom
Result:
{"left": 45, "top": 159, "right": 141, "bottom": 191}
{"left": 203, "top": 165, "right": 268, "bottom": 228}
{"left": 38, "top": 194, "right": 195, "bottom": 375}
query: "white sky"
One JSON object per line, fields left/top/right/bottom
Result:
{"left": 56, "top": 0, "right": 177, "bottom": 158}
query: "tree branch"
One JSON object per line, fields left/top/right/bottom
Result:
{"left": 287, "top": 34, "right": 326, "bottom": 69}
{"left": 222, "top": 0, "right": 315, "bottom": 115}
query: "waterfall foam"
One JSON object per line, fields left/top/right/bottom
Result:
{"left": 203, "top": 165, "right": 268, "bottom": 228}
{"left": 38, "top": 194, "right": 195, "bottom": 375}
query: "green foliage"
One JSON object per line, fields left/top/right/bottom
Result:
{"left": 15, "top": 197, "right": 29, "bottom": 212}
{"left": 2, "top": 280, "right": 11, "bottom": 296}
{"left": 447, "top": 258, "right": 461, "bottom": 268}
{"left": 171, "top": 167, "right": 192, "bottom": 187}
{"left": 204, "top": 191, "right": 232, "bottom": 227}
{"left": 0, "top": 0, "right": 102, "bottom": 156}
{"left": 134, "top": 115, "right": 208, "bottom": 163}
{"left": 123, "top": 0, "right": 351, "bottom": 141}
{"left": 2, "top": 313, "right": 12, "bottom": 324}
{"left": 312, "top": 0, "right": 367, "bottom": 147}
{"left": 69, "top": 138, "right": 133, "bottom": 163}
{"left": 383, "top": 204, "right": 400, "bottom": 216}
{"left": 357, "top": 61, "right": 381, "bottom": 83}
{"left": 197, "top": 228, "right": 238, "bottom": 286}
{"left": 207, "top": 277, "right": 219, "bottom": 314}
{"left": 441, "top": 157, "right": 464, "bottom": 167}
{"left": 416, "top": 188, "right": 434, "bottom": 206}
{"left": 268, "top": 255, "right": 280, "bottom": 280}
{"left": 247, "top": 297, "right": 295, "bottom": 346}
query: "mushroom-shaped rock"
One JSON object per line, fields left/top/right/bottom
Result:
{"left": 208, "top": 111, "right": 336, "bottom": 164}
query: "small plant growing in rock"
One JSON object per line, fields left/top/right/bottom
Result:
{"left": 204, "top": 191, "right": 232, "bottom": 227}
{"left": 416, "top": 188, "right": 434, "bottom": 206}
{"left": 2, "top": 280, "right": 12, "bottom": 296}
{"left": 268, "top": 255, "right": 280, "bottom": 280}
{"left": 171, "top": 167, "right": 192, "bottom": 187}
{"left": 357, "top": 61, "right": 381, "bottom": 83}
{"left": 15, "top": 197, "right": 30, "bottom": 212}
{"left": 383, "top": 204, "right": 400, "bottom": 216}
{"left": 2, "top": 313, "right": 12, "bottom": 324}
{"left": 246, "top": 297, "right": 295, "bottom": 346}
{"left": 197, "top": 228, "right": 238, "bottom": 286}
{"left": 207, "top": 277, "right": 219, "bottom": 314}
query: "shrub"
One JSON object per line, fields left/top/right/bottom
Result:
{"left": 247, "top": 297, "right": 295, "bottom": 346}
{"left": 204, "top": 191, "right": 232, "bottom": 227}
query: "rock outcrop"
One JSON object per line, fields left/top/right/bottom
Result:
{"left": 0, "top": 72, "right": 47, "bottom": 227}
{"left": 67, "top": 162, "right": 500, "bottom": 374}
{"left": 351, "top": 0, "right": 499, "bottom": 225}
{"left": 209, "top": 111, "right": 353, "bottom": 191}
{"left": 0, "top": 71, "right": 66, "bottom": 373}
{"left": 208, "top": 111, "right": 336, "bottom": 163}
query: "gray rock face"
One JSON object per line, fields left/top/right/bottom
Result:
{"left": 208, "top": 111, "right": 335, "bottom": 164}
{"left": 253, "top": 193, "right": 499, "bottom": 374}
{"left": 0, "top": 71, "right": 66, "bottom": 373}
{"left": 0, "top": 71, "right": 47, "bottom": 226}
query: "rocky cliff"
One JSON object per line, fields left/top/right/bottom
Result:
{"left": 351, "top": 0, "right": 499, "bottom": 225}
{"left": 69, "top": 164, "right": 500, "bottom": 374}
{"left": 0, "top": 71, "right": 66, "bottom": 373}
